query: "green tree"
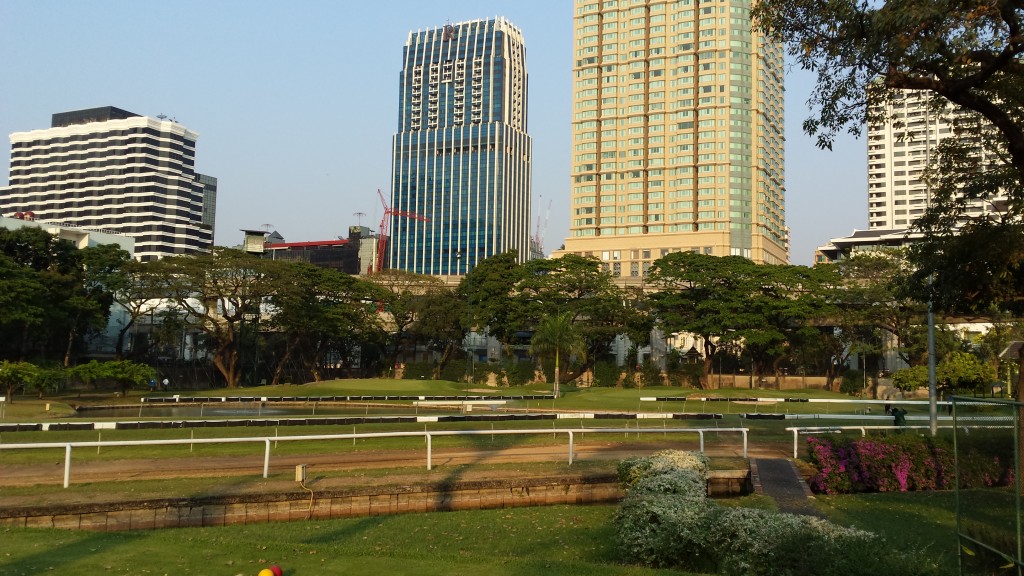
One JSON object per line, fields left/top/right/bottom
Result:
{"left": 0, "top": 254, "right": 46, "bottom": 361}
{"left": 648, "top": 252, "right": 834, "bottom": 387}
{"left": 408, "top": 286, "right": 468, "bottom": 380}
{"left": 0, "top": 360, "right": 38, "bottom": 403}
{"left": 753, "top": 0, "right": 1024, "bottom": 489}
{"left": 0, "top": 227, "right": 84, "bottom": 361}
{"left": 515, "top": 254, "right": 641, "bottom": 381}
{"left": 462, "top": 250, "right": 524, "bottom": 347}
{"left": 529, "top": 312, "right": 587, "bottom": 398}
{"left": 366, "top": 269, "right": 444, "bottom": 372}
{"left": 937, "top": 351, "right": 997, "bottom": 395}
{"left": 267, "top": 263, "right": 384, "bottom": 383}
{"left": 150, "top": 249, "right": 278, "bottom": 388}
{"left": 751, "top": 1, "right": 1024, "bottom": 163}
{"left": 101, "top": 359, "right": 157, "bottom": 397}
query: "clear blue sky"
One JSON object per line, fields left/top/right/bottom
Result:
{"left": 0, "top": 0, "right": 865, "bottom": 265}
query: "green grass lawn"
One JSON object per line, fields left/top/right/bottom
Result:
{"left": 815, "top": 491, "right": 960, "bottom": 574}
{"left": 2, "top": 504, "right": 701, "bottom": 576}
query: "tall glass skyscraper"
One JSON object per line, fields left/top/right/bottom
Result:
{"left": 555, "top": 0, "right": 788, "bottom": 276}
{"left": 389, "top": 17, "right": 532, "bottom": 275}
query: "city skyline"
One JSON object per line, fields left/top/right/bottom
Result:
{"left": 0, "top": 0, "right": 867, "bottom": 266}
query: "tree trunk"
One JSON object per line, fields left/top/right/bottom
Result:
{"left": 270, "top": 336, "right": 298, "bottom": 386}
{"left": 114, "top": 321, "right": 134, "bottom": 360}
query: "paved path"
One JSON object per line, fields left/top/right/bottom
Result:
{"left": 752, "top": 458, "right": 824, "bottom": 518}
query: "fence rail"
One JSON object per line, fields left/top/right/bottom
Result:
{"left": 0, "top": 427, "right": 749, "bottom": 488}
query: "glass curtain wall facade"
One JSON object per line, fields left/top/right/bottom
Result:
{"left": 556, "top": 0, "right": 788, "bottom": 276}
{"left": 390, "top": 18, "right": 532, "bottom": 275}
{"left": 0, "top": 107, "right": 213, "bottom": 261}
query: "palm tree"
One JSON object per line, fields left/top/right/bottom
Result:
{"left": 530, "top": 312, "right": 586, "bottom": 398}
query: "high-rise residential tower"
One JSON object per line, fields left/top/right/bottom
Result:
{"left": 815, "top": 89, "right": 1004, "bottom": 263}
{"left": 0, "top": 106, "right": 214, "bottom": 261}
{"left": 555, "top": 0, "right": 788, "bottom": 277}
{"left": 866, "top": 90, "right": 1001, "bottom": 230}
{"left": 389, "top": 17, "right": 532, "bottom": 275}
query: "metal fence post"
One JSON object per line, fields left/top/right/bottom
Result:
{"left": 63, "top": 444, "right": 72, "bottom": 488}
{"left": 426, "top": 433, "right": 432, "bottom": 470}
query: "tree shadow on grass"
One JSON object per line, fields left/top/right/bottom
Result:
{"left": 4, "top": 530, "right": 144, "bottom": 574}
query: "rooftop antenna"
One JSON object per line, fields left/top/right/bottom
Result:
{"left": 354, "top": 211, "right": 366, "bottom": 226}
{"left": 261, "top": 223, "right": 274, "bottom": 232}
{"left": 157, "top": 114, "right": 168, "bottom": 120}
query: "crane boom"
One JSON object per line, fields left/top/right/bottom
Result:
{"left": 374, "top": 189, "right": 429, "bottom": 273}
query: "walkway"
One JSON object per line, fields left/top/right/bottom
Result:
{"left": 751, "top": 458, "right": 825, "bottom": 518}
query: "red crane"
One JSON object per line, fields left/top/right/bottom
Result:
{"left": 374, "top": 189, "right": 429, "bottom": 273}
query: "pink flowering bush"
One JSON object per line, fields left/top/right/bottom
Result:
{"left": 806, "top": 434, "right": 1013, "bottom": 494}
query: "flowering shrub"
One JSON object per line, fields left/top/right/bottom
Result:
{"left": 612, "top": 450, "right": 942, "bottom": 575}
{"left": 806, "top": 434, "right": 1013, "bottom": 494}
{"left": 630, "top": 468, "right": 707, "bottom": 500}
{"left": 615, "top": 493, "right": 721, "bottom": 571}
{"left": 616, "top": 450, "right": 709, "bottom": 490}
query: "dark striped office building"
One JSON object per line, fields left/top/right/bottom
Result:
{"left": 389, "top": 18, "right": 532, "bottom": 275}
{"left": 0, "top": 106, "right": 215, "bottom": 261}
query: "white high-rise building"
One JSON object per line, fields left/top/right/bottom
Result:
{"left": 1, "top": 106, "right": 215, "bottom": 261}
{"left": 817, "top": 90, "right": 1003, "bottom": 263}
{"left": 867, "top": 90, "right": 999, "bottom": 229}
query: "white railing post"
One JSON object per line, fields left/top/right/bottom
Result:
{"left": 568, "top": 431, "right": 574, "bottom": 465}
{"left": 742, "top": 429, "right": 748, "bottom": 459}
{"left": 792, "top": 428, "right": 799, "bottom": 459}
{"left": 263, "top": 439, "right": 271, "bottom": 478}
{"left": 426, "top": 433, "right": 432, "bottom": 470}
{"left": 63, "top": 443, "right": 72, "bottom": 488}
{"left": 698, "top": 430, "right": 705, "bottom": 453}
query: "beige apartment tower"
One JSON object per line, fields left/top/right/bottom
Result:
{"left": 555, "top": 0, "right": 788, "bottom": 275}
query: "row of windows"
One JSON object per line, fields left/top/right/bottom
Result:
{"left": 10, "top": 157, "right": 192, "bottom": 177}
{"left": 14, "top": 127, "right": 191, "bottom": 150}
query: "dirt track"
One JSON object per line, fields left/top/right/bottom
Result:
{"left": 0, "top": 440, "right": 786, "bottom": 509}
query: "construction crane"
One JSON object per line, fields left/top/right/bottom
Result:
{"left": 374, "top": 189, "right": 429, "bottom": 273}
{"left": 532, "top": 198, "right": 553, "bottom": 254}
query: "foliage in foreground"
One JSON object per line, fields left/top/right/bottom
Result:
{"left": 806, "top": 434, "right": 1015, "bottom": 495}
{"left": 613, "top": 450, "right": 943, "bottom": 576}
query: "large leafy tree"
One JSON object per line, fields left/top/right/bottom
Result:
{"left": 266, "top": 263, "right": 384, "bottom": 383}
{"left": 515, "top": 254, "right": 642, "bottom": 379}
{"left": 0, "top": 360, "right": 38, "bottom": 404}
{"left": 408, "top": 285, "right": 468, "bottom": 380}
{"left": 752, "top": 0, "right": 1024, "bottom": 162}
{"left": 461, "top": 250, "right": 525, "bottom": 347}
{"left": 754, "top": 1, "right": 1024, "bottom": 483}
{"left": 366, "top": 269, "right": 445, "bottom": 371}
{"left": 149, "top": 248, "right": 278, "bottom": 388}
{"left": 648, "top": 252, "right": 834, "bottom": 387}
{"left": 0, "top": 227, "right": 119, "bottom": 364}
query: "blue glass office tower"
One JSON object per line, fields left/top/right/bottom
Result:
{"left": 389, "top": 18, "right": 532, "bottom": 275}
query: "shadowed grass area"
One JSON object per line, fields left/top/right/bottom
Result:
{"left": 1, "top": 504, "right": 702, "bottom": 576}
{"left": 814, "top": 491, "right": 959, "bottom": 575}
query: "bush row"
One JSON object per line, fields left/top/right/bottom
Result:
{"left": 613, "top": 450, "right": 942, "bottom": 576}
{"left": 806, "top": 434, "right": 1015, "bottom": 495}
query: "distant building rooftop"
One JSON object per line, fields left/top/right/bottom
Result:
{"left": 51, "top": 106, "right": 140, "bottom": 128}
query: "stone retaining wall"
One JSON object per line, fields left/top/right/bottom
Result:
{"left": 0, "top": 471, "right": 750, "bottom": 532}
